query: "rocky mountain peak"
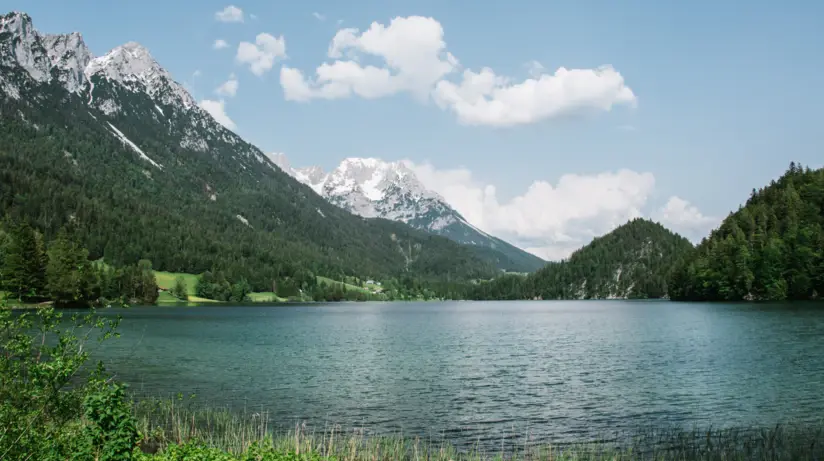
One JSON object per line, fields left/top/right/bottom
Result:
{"left": 85, "top": 40, "right": 197, "bottom": 110}
{"left": 0, "top": 11, "right": 50, "bottom": 83}
{"left": 42, "top": 32, "right": 92, "bottom": 93}
{"left": 267, "top": 153, "right": 545, "bottom": 271}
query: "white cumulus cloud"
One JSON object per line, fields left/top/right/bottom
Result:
{"left": 403, "top": 160, "right": 672, "bottom": 260}
{"left": 432, "top": 65, "right": 636, "bottom": 127}
{"left": 213, "top": 39, "right": 229, "bottom": 50}
{"left": 654, "top": 196, "right": 718, "bottom": 243}
{"left": 215, "top": 73, "right": 239, "bottom": 97}
{"left": 312, "top": 12, "right": 326, "bottom": 21}
{"left": 215, "top": 5, "right": 244, "bottom": 23}
{"left": 281, "top": 16, "right": 458, "bottom": 101}
{"left": 199, "top": 99, "right": 236, "bottom": 130}
{"left": 280, "top": 16, "right": 636, "bottom": 126}
{"left": 237, "top": 33, "right": 287, "bottom": 76}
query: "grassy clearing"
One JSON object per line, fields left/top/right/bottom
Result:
{"left": 155, "top": 271, "right": 200, "bottom": 295}
{"left": 133, "top": 398, "right": 824, "bottom": 460}
{"left": 248, "top": 291, "right": 285, "bottom": 303}
{"left": 154, "top": 271, "right": 223, "bottom": 304}
{"left": 317, "top": 276, "right": 370, "bottom": 293}
{"left": 156, "top": 291, "right": 186, "bottom": 304}
{"left": 152, "top": 271, "right": 385, "bottom": 305}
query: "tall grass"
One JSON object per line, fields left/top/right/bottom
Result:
{"left": 133, "top": 397, "right": 824, "bottom": 460}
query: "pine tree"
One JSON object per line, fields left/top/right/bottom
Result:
{"left": 0, "top": 222, "right": 48, "bottom": 301}
{"left": 46, "top": 230, "right": 94, "bottom": 306}
{"left": 136, "top": 260, "right": 159, "bottom": 305}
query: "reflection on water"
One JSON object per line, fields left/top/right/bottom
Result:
{"left": 88, "top": 301, "right": 824, "bottom": 444}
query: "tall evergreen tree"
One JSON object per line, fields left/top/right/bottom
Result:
{"left": 0, "top": 222, "right": 48, "bottom": 301}
{"left": 46, "top": 229, "right": 95, "bottom": 306}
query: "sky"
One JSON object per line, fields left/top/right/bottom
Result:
{"left": 11, "top": 0, "right": 824, "bottom": 259}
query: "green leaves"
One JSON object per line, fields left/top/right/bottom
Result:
{"left": 0, "top": 306, "right": 128, "bottom": 459}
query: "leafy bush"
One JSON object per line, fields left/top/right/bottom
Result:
{"left": 0, "top": 305, "right": 140, "bottom": 459}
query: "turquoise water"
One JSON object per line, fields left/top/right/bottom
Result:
{"left": 92, "top": 301, "right": 824, "bottom": 443}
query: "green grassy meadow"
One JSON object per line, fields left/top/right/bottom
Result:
{"left": 317, "top": 276, "right": 373, "bottom": 293}
{"left": 154, "top": 271, "right": 289, "bottom": 304}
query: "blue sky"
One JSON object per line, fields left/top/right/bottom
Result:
{"left": 12, "top": 0, "right": 824, "bottom": 258}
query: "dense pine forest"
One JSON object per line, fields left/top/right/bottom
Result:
{"left": 669, "top": 163, "right": 824, "bottom": 301}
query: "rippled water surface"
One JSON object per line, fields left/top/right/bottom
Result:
{"left": 94, "top": 301, "right": 824, "bottom": 443}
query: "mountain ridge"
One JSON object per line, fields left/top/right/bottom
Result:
{"left": 468, "top": 218, "right": 696, "bottom": 300}
{"left": 270, "top": 154, "right": 547, "bottom": 272}
{"left": 0, "top": 11, "right": 497, "bottom": 289}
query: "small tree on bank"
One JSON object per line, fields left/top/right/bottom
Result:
{"left": 171, "top": 276, "right": 188, "bottom": 301}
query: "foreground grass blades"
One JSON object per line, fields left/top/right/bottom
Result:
{"left": 133, "top": 398, "right": 824, "bottom": 461}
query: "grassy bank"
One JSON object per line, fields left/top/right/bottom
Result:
{"left": 133, "top": 397, "right": 824, "bottom": 460}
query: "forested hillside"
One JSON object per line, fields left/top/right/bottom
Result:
{"left": 469, "top": 219, "right": 695, "bottom": 300}
{"left": 669, "top": 163, "right": 824, "bottom": 301}
{"left": 0, "top": 12, "right": 496, "bottom": 290}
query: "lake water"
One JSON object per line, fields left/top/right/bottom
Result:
{"left": 91, "top": 301, "right": 824, "bottom": 445}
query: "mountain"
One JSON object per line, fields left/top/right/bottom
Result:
{"left": 669, "top": 163, "right": 824, "bottom": 301}
{"left": 270, "top": 155, "right": 546, "bottom": 272}
{"left": 469, "top": 219, "right": 695, "bottom": 300}
{"left": 0, "top": 11, "right": 497, "bottom": 290}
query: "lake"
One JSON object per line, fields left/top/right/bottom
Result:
{"left": 91, "top": 300, "right": 824, "bottom": 445}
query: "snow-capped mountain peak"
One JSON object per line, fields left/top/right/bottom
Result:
{"left": 0, "top": 11, "right": 51, "bottom": 84}
{"left": 1, "top": 10, "right": 268, "bottom": 167}
{"left": 1, "top": 11, "right": 196, "bottom": 108}
{"left": 43, "top": 32, "right": 92, "bottom": 93}
{"left": 85, "top": 41, "right": 197, "bottom": 110}
{"left": 268, "top": 153, "right": 546, "bottom": 271}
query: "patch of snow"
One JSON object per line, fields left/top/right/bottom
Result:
{"left": 42, "top": 32, "right": 92, "bottom": 93}
{"left": 106, "top": 122, "right": 163, "bottom": 169}
{"left": 209, "top": 194, "right": 217, "bottom": 202}
{"left": 84, "top": 42, "right": 197, "bottom": 110}
{"left": 429, "top": 214, "right": 457, "bottom": 231}
{"left": 63, "top": 150, "right": 78, "bottom": 167}
{"left": 236, "top": 214, "right": 250, "bottom": 227}
{"left": 316, "top": 208, "right": 325, "bottom": 218}
{"left": 97, "top": 99, "right": 120, "bottom": 115}
{"left": 180, "top": 133, "right": 208, "bottom": 151}
{"left": 0, "top": 76, "right": 21, "bottom": 100}
{"left": 154, "top": 104, "right": 164, "bottom": 115}
{"left": 0, "top": 12, "right": 51, "bottom": 83}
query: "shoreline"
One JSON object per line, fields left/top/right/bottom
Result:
{"left": 133, "top": 396, "right": 824, "bottom": 459}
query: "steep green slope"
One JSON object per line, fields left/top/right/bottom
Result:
{"left": 458, "top": 238, "right": 545, "bottom": 273}
{"left": 469, "top": 219, "right": 695, "bottom": 299}
{"left": 669, "top": 163, "right": 824, "bottom": 301}
{"left": 528, "top": 219, "right": 695, "bottom": 299}
{"left": 0, "top": 13, "right": 495, "bottom": 290}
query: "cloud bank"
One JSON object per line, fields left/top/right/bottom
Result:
{"left": 281, "top": 16, "right": 636, "bottom": 126}
{"left": 403, "top": 161, "right": 717, "bottom": 260}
